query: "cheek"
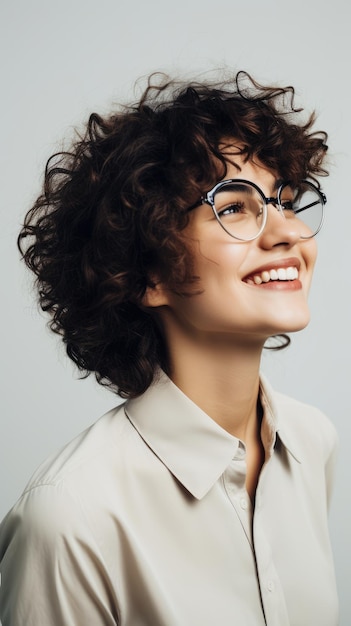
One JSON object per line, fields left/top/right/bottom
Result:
{"left": 193, "top": 239, "right": 246, "bottom": 279}
{"left": 304, "top": 239, "right": 318, "bottom": 287}
{"left": 308, "top": 237, "right": 318, "bottom": 264}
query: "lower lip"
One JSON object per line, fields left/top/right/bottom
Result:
{"left": 245, "top": 279, "right": 303, "bottom": 291}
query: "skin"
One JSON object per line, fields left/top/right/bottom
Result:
{"left": 144, "top": 153, "right": 317, "bottom": 500}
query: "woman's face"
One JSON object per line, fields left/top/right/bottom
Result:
{"left": 149, "top": 154, "right": 318, "bottom": 346}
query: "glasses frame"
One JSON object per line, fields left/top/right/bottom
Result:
{"left": 188, "top": 179, "right": 327, "bottom": 242}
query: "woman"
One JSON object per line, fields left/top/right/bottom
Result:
{"left": 0, "top": 71, "right": 338, "bottom": 625}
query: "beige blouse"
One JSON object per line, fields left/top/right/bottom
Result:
{"left": 0, "top": 373, "right": 338, "bottom": 625}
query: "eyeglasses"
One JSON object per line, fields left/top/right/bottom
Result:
{"left": 187, "top": 179, "right": 326, "bottom": 242}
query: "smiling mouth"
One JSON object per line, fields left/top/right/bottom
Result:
{"left": 244, "top": 266, "right": 299, "bottom": 286}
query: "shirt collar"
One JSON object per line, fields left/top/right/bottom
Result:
{"left": 259, "top": 373, "right": 302, "bottom": 464}
{"left": 125, "top": 371, "right": 300, "bottom": 500}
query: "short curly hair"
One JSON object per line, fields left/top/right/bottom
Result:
{"left": 18, "top": 71, "right": 328, "bottom": 398}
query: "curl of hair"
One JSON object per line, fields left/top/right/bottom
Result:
{"left": 18, "top": 71, "right": 328, "bottom": 397}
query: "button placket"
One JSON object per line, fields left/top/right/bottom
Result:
{"left": 252, "top": 468, "right": 290, "bottom": 626}
{"left": 223, "top": 442, "right": 253, "bottom": 546}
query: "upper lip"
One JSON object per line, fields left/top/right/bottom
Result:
{"left": 243, "top": 257, "right": 301, "bottom": 280}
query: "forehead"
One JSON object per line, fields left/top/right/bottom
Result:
{"left": 222, "top": 157, "right": 280, "bottom": 195}
{"left": 217, "top": 139, "right": 280, "bottom": 185}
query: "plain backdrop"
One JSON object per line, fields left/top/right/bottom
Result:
{"left": 1, "top": 0, "right": 350, "bottom": 622}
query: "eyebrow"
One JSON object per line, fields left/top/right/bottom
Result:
{"left": 214, "top": 178, "right": 285, "bottom": 197}
{"left": 216, "top": 183, "right": 253, "bottom": 194}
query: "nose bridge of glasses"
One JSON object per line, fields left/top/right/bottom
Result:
{"left": 265, "top": 196, "right": 285, "bottom": 217}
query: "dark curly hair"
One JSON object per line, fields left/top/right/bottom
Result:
{"left": 18, "top": 71, "right": 328, "bottom": 398}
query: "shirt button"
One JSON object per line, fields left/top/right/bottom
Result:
{"left": 267, "top": 580, "right": 275, "bottom": 592}
{"left": 240, "top": 498, "right": 248, "bottom": 510}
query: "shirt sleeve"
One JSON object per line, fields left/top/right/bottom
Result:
{"left": 0, "top": 482, "right": 120, "bottom": 626}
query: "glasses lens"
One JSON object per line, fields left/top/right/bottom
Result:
{"left": 280, "top": 182, "right": 324, "bottom": 238}
{"left": 212, "top": 182, "right": 265, "bottom": 240}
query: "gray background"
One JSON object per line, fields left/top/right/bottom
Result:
{"left": 1, "top": 0, "right": 350, "bottom": 622}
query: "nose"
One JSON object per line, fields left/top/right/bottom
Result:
{"left": 258, "top": 203, "right": 301, "bottom": 249}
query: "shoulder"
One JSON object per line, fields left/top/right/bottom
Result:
{"left": 0, "top": 479, "right": 85, "bottom": 558}
{"left": 0, "top": 402, "right": 141, "bottom": 604}
{"left": 24, "top": 402, "right": 131, "bottom": 491}
{"left": 0, "top": 406, "right": 130, "bottom": 624}
{"left": 0, "top": 403, "right": 136, "bottom": 554}
{"left": 261, "top": 375, "right": 338, "bottom": 463}
{"left": 275, "top": 390, "right": 338, "bottom": 453}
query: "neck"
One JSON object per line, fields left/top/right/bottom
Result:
{"left": 160, "top": 316, "right": 267, "bottom": 501}
{"left": 166, "top": 329, "right": 264, "bottom": 442}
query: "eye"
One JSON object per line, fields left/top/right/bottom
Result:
{"left": 213, "top": 183, "right": 265, "bottom": 222}
{"left": 217, "top": 202, "right": 245, "bottom": 217}
{"left": 279, "top": 184, "right": 297, "bottom": 214}
{"left": 280, "top": 200, "right": 294, "bottom": 212}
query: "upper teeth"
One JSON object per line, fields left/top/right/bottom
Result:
{"left": 250, "top": 267, "right": 298, "bottom": 285}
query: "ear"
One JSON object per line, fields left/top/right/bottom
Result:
{"left": 141, "top": 280, "right": 171, "bottom": 309}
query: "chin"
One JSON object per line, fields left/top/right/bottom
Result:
{"left": 281, "top": 317, "right": 311, "bottom": 334}
{"left": 268, "top": 310, "right": 311, "bottom": 335}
